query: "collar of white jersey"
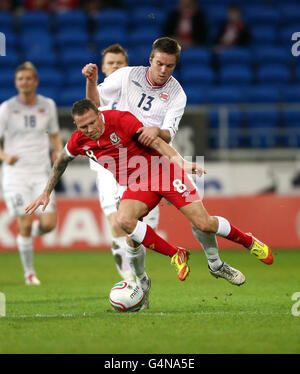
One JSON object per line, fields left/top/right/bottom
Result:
{"left": 145, "top": 68, "right": 172, "bottom": 89}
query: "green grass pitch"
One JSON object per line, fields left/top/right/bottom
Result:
{"left": 0, "top": 249, "right": 299, "bottom": 354}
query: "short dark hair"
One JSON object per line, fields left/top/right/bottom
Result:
{"left": 72, "top": 99, "right": 98, "bottom": 119}
{"left": 101, "top": 43, "right": 129, "bottom": 65}
{"left": 150, "top": 37, "right": 182, "bottom": 63}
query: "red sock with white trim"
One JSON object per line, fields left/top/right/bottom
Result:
{"left": 215, "top": 216, "right": 253, "bottom": 249}
{"left": 129, "top": 221, "right": 178, "bottom": 257}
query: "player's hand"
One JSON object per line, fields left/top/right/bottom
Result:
{"left": 136, "top": 127, "right": 160, "bottom": 147}
{"left": 188, "top": 162, "right": 206, "bottom": 177}
{"left": 4, "top": 154, "right": 19, "bottom": 165}
{"left": 82, "top": 63, "right": 98, "bottom": 84}
{"left": 25, "top": 192, "right": 50, "bottom": 215}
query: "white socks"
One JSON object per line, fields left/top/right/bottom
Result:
{"left": 215, "top": 216, "right": 231, "bottom": 237}
{"left": 191, "top": 225, "right": 223, "bottom": 271}
{"left": 16, "top": 234, "right": 34, "bottom": 277}
{"left": 31, "top": 220, "right": 43, "bottom": 237}
{"left": 111, "top": 236, "right": 134, "bottom": 281}
{"left": 125, "top": 242, "right": 146, "bottom": 280}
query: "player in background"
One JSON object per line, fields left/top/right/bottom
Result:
{"left": 82, "top": 37, "right": 248, "bottom": 290}
{"left": 25, "top": 99, "right": 273, "bottom": 294}
{"left": 87, "top": 44, "right": 160, "bottom": 282}
{"left": 0, "top": 62, "right": 63, "bottom": 285}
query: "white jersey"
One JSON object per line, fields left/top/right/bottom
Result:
{"left": 97, "top": 66, "right": 187, "bottom": 140}
{"left": 0, "top": 95, "right": 60, "bottom": 179}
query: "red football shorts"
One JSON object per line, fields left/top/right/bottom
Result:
{"left": 121, "top": 158, "right": 201, "bottom": 211}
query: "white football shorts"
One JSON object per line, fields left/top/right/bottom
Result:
{"left": 2, "top": 173, "right": 56, "bottom": 217}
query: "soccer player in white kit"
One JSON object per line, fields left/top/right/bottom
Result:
{"left": 0, "top": 62, "right": 63, "bottom": 285}
{"left": 82, "top": 38, "right": 247, "bottom": 301}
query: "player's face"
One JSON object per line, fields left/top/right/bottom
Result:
{"left": 74, "top": 109, "right": 104, "bottom": 140}
{"left": 102, "top": 52, "right": 128, "bottom": 77}
{"left": 149, "top": 52, "right": 177, "bottom": 86}
{"left": 15, "top": 70, "right": 38, "bottom": 95}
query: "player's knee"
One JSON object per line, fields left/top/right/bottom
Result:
{"left": 193, "top": 217, "right": 214, "bottom": 233}
{"left": 116, "top": 213, "right": 137, "bottom": 234}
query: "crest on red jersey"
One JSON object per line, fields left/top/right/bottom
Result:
{"left": 109, "top": 131, "right": 120, "bottom": 144}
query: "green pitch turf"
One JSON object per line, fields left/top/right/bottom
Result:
{"left": 0, "top": 249, "right": 299, "bottom": 354}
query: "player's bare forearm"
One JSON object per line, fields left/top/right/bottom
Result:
{"left": 149, "top": 137, "right": 206, "bottom": 176}
{"left": 44, "top": 149, "right": 73, "bottom": 194}
{"left": 86, "top": 81, "right": 100, "bottom": 108}
{"left": 136, "top": 127, "right": 171, "bottom": 147}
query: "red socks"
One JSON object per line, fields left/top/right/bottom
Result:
{"left": 227, "top": 224, "right": 253, "bottom": 249}
{"left": 142, "top": 225, "right": 178, "bottom": 257}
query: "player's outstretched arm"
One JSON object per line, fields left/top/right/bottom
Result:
{"left": 148, "top": 136, "right": 206, "bottom": 177}
{"left": 25, "top": 149, "right": 74, "bottom": 215}
{"left": 82, "top": 63, "right": 100, "bottom": 107}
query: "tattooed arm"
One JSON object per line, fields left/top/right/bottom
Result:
{"left": 25, "top": 149, "right": 74, "bottom": 214}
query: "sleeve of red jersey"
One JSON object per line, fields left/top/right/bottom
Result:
{"left": 65, "top": 132, "right": 84, "bottom": 158}
{"left": 117, "top": 111, "right": 143, "bottom": 139}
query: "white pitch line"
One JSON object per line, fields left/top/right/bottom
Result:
{"left": 2, "top": 310, "right": 291, "bottom": 319}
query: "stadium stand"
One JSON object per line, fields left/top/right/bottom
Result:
{"left": 0, "top": 0, "right": 299, "bottom": 150}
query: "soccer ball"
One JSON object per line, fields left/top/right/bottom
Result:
{"left": 109, "top": 280, "right": 145, "bottom": 312}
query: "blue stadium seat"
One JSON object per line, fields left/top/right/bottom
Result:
{"left": 56, "top": 27, "right": 89, "bottom": 48}
{"left": 59, "top": 48, "right": 97, "bottom": 68}
{"left": 127, "top": 47, "right": 150, "bottom": 66}
{"left": 94, "top": 28, "right": 128, "bottom": 50}
{"left": 246, "top": 109, "right": 279, "bottom": 148}
{"left": 250, "top": 25, "right": 277, "bottom": 45}
{"left": 37, "top": 87, "right": 59, "bottom": 102}
{"left": 58, "top": 87, "right": 85, "bottom": 107}
{"left": 217, "top": 47, "right": 252, "bottom": 66}
{"left": 1, "top": 31, "right": 18, "bottom": 51}
{"left": 18, "top": 11, "right": 51, "bottom": 29}
{"left": 252, "top": 46, "right": 290, "bottom": 64}
{"left": 65, "top": 69, "right": 87, "bottom": 86}
{"left": 180, "top": 47, "right": 211, "bottom": 66}
{"left": 0, "top": 67, "right": 15, "bottom": 86}
{"left": 206, "top": 85, "right": 244, "bottom": 104}
{"left": 55, "top": 10, "right": 88, "bottom": 29}
{"left": 0, "top": 11, "right": 14, "bottom": 32}
{"left": 257, "top": 64, "right": 290, "bottom": 84}
{"left": 38, "top": 68, "right": 63, "bottom": 87}
{"left": 243, "top": 85, "right": 281, "bottom": 103}
{"left": 282, "top": 109, "right": 300, "bottom": 147}
{"left": 0, "top": 88, "right": 17, "bottom": 104}
{"left": 183, "top": 85, "right": 207, "bottom": 105}
{"left": 0, "top": 49, "right": 19, "bottom": 67}
{"left": 20, "top": 30, "right": 53, "bottom": 51}
{"left": 280, "top": 5, "right": 300, "bottom": 25}
{"left": 242, "top": 5, "right": 280, "bottom": 25}
{"left": 208, "top": 109, "right": 245, "bottom": 148}
{"left": 95, "top": 8, "right": 129, "bottom": 27}
{"left": 131, "top": 7, "right": 166, "bottom": 27}
{"left": 128, "top": 27, "right": 160, "bottom": 47}
{"left": 281, "top": 85, "right": 300, "bottom": 103}
{"left": 24, "top": 48, "right": 57, "bottom": 67}
{"left": 219, "top": 65, "right": 252, "bottom": 85}
{"left": 279, "top": 25, "right": 299, "bottom": 45}
{"left": 181, "top": 66, "right": 215, "bottom": 85}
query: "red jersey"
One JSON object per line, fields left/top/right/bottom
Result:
{"left": 66, "top": 110, "right": 162, "bottom": 186}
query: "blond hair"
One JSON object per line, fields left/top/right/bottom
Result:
{"left": 15, "top": 61, "right": 38, "bottom": 79}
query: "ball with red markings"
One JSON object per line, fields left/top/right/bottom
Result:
{"left": 109, "top": 280, "right": 145, "bottom": 312}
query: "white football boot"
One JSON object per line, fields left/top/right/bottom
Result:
{"left": 209, "top": 262, "right": 245, "bottom": 286}
{"left": 25, "top": 273, "right": 41, "bottom": 286}
{"left": 137, "top": 274, "right": 151, "bottom": 310}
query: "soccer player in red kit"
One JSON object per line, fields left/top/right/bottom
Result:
{"left": 26, "top": 99, "right": 273, "bottom": 291}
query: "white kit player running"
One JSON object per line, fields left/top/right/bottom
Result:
{"left": 0, "top": 62, "right": 63, "bottom": 285}
{"left": 82, "top": 38, "right": 246, "bottom": 303}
